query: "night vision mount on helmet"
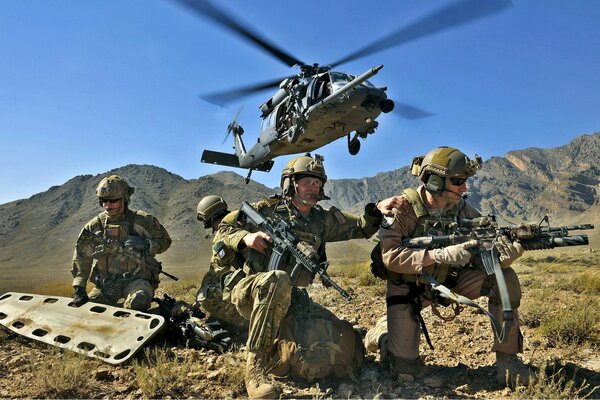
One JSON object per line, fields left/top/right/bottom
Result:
{"left": 280, "top": 153, "right": 328, "bottom": 199}
{"left": 171, "top": 0, "right": 512, "bottom": 183}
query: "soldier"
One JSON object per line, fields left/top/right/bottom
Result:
{"left": 364, "top": 146, "right": 529, "bottom": 386}
{"left": 195, "top": 195, "right": 247, "bottom": 331}
{"left": 216, "top": 154, "right": 405, "bottom": 399}
{"left": 71, "top": 175, "right": 172, "bottom": 311}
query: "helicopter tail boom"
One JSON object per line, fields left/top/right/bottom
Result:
{"left": 201, "top": 150, "right": 274, "bottom": 172}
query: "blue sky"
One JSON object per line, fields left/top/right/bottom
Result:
{"left": 1, "top": 0, "right": 599, "bottom": 204}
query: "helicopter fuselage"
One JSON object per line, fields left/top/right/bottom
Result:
{"left": 240, "top": 66, "right": 390, "bottom": 165}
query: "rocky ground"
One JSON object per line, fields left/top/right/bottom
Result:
{"left": 1, "top": 279, "right": 599, "bottom": 399}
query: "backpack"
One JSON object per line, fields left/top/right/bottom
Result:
{"left": 270, "top": 305, "right": 364, "bottom": 382}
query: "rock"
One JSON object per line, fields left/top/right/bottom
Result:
{"left": 396, "top": 373, "right": 414, "bottom": 385}
{"left": 336, "top": 383, "right": 353, "bottom": 398}
{"left": 423, "top": 376, "right": 445, "bottom": 388}
{"left": 360, "top": 367, "right": 379, "bottom": 381}
{"left": 207, "top": 367, "right": 225, "bottom": 379}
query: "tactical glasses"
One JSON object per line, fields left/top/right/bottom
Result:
{"left": 100, "top": 198, "right": 122, "bottom": 204}
{"left": 447, "top": 177, "right": 468, "bottom": 186}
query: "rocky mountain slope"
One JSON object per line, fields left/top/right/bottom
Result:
{"left": 1, "top": 133, "right": 598, "bottom": 293}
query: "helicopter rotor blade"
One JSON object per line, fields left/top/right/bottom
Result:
{"left": 222, "top": 106, "right": 244, "bottom": 144}
{"left": 393, "top": 102, "right": 435, "bottom": 120}
{"left": 173, "top": 0, "right": 304, "bottom": 68}
{"left": 329, "top": 0, "right": 512, "bottom": 68}
{"left": 201, "top": 76, "right": 291, "bottom": 106}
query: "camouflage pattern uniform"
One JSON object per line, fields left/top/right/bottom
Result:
{"left": 195, "top": 195, "right": 247, "bottom": 330}
{"left": 71, "top": 176, "right": 171, "bottom": 311}
{"left": 218, "top": 196, "right": 384, "bottom": 354}
{"left": 365, "top": 147, "right": 526, "bottom": 384}
{"left": 218, "top": 154, "right": 387, "bottom": 398}
{"left": 197, "top": 229, "right": 248, "bottom": 330}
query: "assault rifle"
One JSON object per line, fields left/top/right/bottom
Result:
{"left": 81, "top": 228, "right": 178, "bottom": 281}
{"left": 403, "top": 216, "right": 593, "bottom": 275}
{"left": 402, "top": 215, "right": 593, "bottom": 343}
{"left": 153, "top": 294, "right": 232, "bottom": 352}
{"left": 239, "top": 201, "right": 352, "bottom": 301}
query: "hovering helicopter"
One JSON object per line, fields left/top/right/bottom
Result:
{"left": 174, "top": 0, "right": 512, "bottom": 181}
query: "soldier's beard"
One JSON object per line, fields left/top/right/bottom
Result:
{"left": 105, "top": 205, "right": 125, "bottom": 219}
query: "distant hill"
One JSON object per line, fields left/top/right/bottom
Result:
{"left": 323, "top": 133, "right": 600, "bottom": 225}
{"left": 1, "top": 133, "right": 598, "bottom": 293}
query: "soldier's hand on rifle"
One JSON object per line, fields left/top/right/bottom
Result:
{"left": 377, "top": 196, "right": 410, "bottom": 217}
{"left": 124, "top": 235, "right": 150, "bottom": 252}
{"left": 242, "top": 231, "right": 272, "bottom": 253}
{"left": 494, "top": 236, "right": 524, "bottom": 267}
{"left": 72, "top": 286, "right": 89, "bottom": 307}
{"left": 432, "top": 239, "right": 478, "bottom": 266}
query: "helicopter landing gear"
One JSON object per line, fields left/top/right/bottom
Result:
{"left": 286, "top": 125, "right": 302, "bottom": 143}
{"left": 347, "top": 133, "right": 361, "bottom": 155}
{"left": 245, "top": 168, "right": 254, "bottom": 184}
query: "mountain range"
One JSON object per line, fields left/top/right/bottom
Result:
{"left": 1, "top": 133, "right": 598, "bottom": 293}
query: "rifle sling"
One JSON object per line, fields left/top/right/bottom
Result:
{"left": 421, "top": 269, "right": 512, "bottom": 344}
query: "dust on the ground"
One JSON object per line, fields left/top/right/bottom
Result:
{"left": 1, "top": 281, "right": 599, "bottom": 399}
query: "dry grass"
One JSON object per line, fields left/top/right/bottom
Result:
{"left": 519, "top": 247, "right": 600, "bottom": 347}
{"left": 29, "top": 348, "right": 101, "bottom": 398}
{"left": 512, "top": 359, "right": 599, "bottom": 399}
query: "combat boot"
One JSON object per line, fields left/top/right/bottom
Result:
{"left": 391, "top": 355, "right": 426, "bottom": 379}
{"left": 496, "top": 352, "right": 531, "bottom": 386}
{"left": 245, "top": 351, "right": 280, "bottom": 399}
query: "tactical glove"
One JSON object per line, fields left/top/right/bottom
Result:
{"left": 432, "top": 239, "right": 478, "bottom": 266}
{"left": 494, "top": 236, "right": 524, "bottom": 267}
{"left": 124, "top": 235, "right": 150, "bottom": 252}
{"left": 72, "top": 286, "right": 89, "bottom": 307}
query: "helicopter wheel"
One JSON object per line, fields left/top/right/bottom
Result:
{"left": 348, "top": 137, "right": 361, "bottom": 155}
{"left": 287, "top": 125, "right": 301, "bottom": 143}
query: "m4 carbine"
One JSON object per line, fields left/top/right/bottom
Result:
{"left": 403, "top": 216, "right": 593, "bottom": 275}
{"left": 81, "top": 228, "right": 178, "bottom": 281}
{"left": 401, "top": 216, "right": 593, "bottom": 344}
{"left": 153, "top": 294, "right": 232, "bottom": 353}
{"left": 239, "top": 201, "right": 352, "bottom": 301}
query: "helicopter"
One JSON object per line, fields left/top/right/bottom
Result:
{"left": 174, "top": 0, "right": 512, "bottom": 181}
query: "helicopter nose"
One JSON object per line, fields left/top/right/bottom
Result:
{"left": 379, "top": 99, "right": 395, "bottom": 113}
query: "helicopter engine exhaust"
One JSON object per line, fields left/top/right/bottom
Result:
{"left": 379, "top": 99, "right": 395, "bottom": 113}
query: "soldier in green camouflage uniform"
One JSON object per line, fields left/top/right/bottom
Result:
{"left": 217, "top": 154, "right": 405, "bottom": 399}
{"left": 195, "top": 195, "right": 247, "bottom": 331}
{"left": 71, "top": 175, "right": 171, "bottom": 311}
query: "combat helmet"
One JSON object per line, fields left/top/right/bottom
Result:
{"left": 96, "top": 175, "right": 134, "bottom": 205}
{"left": 197, "top": 195, "right": 229, "bottom": 228}
{"left": 280, "top": 153, "right": 328, "bottom": 198}
{"left": 410, "top": 146, "right": 482, "bottom": 193}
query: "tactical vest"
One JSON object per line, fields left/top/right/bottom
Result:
{"left": 92, "top": 210, "right": 153, "bottom": 282}
{"left": 243, "top": 198, "right": 326, "bottom": 287}
{"left": 375, "top": 188, "right": 461, "bottom": 285}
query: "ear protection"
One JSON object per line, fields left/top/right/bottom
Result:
{"left": 424, "top": 173, "right": 445, "bottom": 193}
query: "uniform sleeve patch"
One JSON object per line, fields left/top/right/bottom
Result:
{"left": 330, "top": 207, "right": 347, "bottom": 225}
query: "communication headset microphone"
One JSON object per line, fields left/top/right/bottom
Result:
{"left": 425, "top": 173, "right": 468, "bottom": 199}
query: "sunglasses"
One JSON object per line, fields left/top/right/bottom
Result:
{"left": 100, "top": 198, "right": 122, "bottom": 204}
{"left": 448, "top": 177, "right": 468, "bottom": 186}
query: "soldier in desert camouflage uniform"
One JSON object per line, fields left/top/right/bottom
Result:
{"left": 364, "top": 146, "right": 529, "bottom": 386}
{"left": 216, "top": 154, "right": 406, "bottom": 399}
{"left": 195, "top": 195, "right": 247, "bottom": 331}
{"left": 71, "top": 175, "right": 171, "bottom": 311}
